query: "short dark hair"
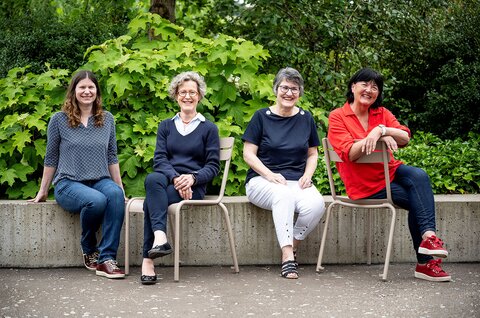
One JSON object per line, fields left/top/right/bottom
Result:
{"left": 273, "top": 67, "right": 304, "bottom": 96}
{"left": 346, "top": 68, "right": 384, "bottom": 109}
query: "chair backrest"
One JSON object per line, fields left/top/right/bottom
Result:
{"left": 216, "top": 137, "right": 235, "bottom": 200}
{"left": 322, "top": 138, "right": 392, "bottom": 202}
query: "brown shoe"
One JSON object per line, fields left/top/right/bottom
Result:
{"left": 96, "top": 260, "right": 125, "bottom": 279}
{"left": 83, "top": 251, "right": 99, "bottom": 271}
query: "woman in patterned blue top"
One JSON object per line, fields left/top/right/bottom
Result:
{"left": 242, "top": 67, "right": 325, "bottom": 279}
{"left": 29, "top": 70, "right": 126, "bottom": 279}
{"left": 140, "top": 71, "right": 220, "bottom": 285}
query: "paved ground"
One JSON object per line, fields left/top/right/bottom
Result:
{"left": 1, "top": 263, "right": 479, "bottom": 318}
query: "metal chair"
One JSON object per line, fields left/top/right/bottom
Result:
{"left": 124, "top": 137, "right": 239, "bottom": 281}
{"left": 316, "top": 138, "right": 396, "bottom": 280}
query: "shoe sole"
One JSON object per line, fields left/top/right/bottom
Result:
{"left": 414, "top": 272, "right": 451, "bottom": 282}
{"left": 148, "top": 249, "right": 173, "bottom": 259}
{"left": 140, "top": 278, "right": 157, "bottom": 285}
{"left": 141, "top": 280, "right": 157, "bottom": 285}
{"left": 84, "top": 265, "right": 97, "bottom": 271}
{"left": 418, "top": 247, "right": 448, "bottom": 258}
{"left": 96, "top": 271, "right": 125, "bottom": 279}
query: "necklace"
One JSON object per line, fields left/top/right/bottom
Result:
{"left": 180, "top": 112, "right": 197, "bottom": 125}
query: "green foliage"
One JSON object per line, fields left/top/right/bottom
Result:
{"left": 409, "top": 1, "right": 480, "bottom": 139}
{"left": 0, "top": 0, "right": 134, "bottom": 77}
{"left": 1, "top": 13, "right": 281, "bottom": 198}
{"left": 80, "top": 12, "right": 280, "bottom": 198}
{"left": 312, "top": 132, "right": 480, "bottom": 196}
{"left": 1, "top": 5, "right": 478, "bottom": 199}
{"left": 177, "top": 0, "right": 479, "bottom": 140}
{"left": 395, "top": 132, "right": 480, "bottom": 194}
{"left": 0, "top": 66, "right": 70, "bottom": 198}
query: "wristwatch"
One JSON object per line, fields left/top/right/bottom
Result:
{"left": 378, "top": 124, "right": 387, "bottom": 136}
{"left": 191, "top": 172, "right": 198, "bottom": 185}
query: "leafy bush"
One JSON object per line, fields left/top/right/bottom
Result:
{"left": 0, "top": 13, "right": 325, "bottom": 199}
{"left": 315, "top": 132, "right": 480, "bottom": 196}
{"left": 1, "top": 12, "right": 477, "bottom": 199}
{"left": 0, "top": 0, "right": 130, "bottom": 77}
{"left": 395, "top": 132, "right": 480, "bottom": 194}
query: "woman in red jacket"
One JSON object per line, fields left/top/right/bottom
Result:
{"left": 328, "top": 68, "right": 450, "bottom": 282}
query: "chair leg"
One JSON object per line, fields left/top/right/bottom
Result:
{"left": 367, "top": 209, "right": 372, "bottom": 265}
{"left": 168, "top": 217, "right": 175, "bottom": 247}
{"left": 381, "top": 206, "right": 396, "bottom": 281}
{"left": 316, "top": 203, "right": 335, "bottom": 272}
{"left": 125, "top": 206, "right": 130, "bottom": 276}
{"left": 173, "top": 208, "right": 181, "bottom": 282}
{"left": 219, "top": 202, "right": 239, "bottom": 274}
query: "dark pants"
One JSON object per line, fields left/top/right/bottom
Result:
{"left": 367, "top": 164, "right": 436, "bottom": 263}
{"left": 142, "top": 172, "right": 204, "bottom": 258}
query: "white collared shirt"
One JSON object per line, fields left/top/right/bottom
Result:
{"left": 172, "top": 113, "right": 206, "bottom": 136}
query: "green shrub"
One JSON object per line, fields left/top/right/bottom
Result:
{"left": 395, "top": 132, "right": 480, "bottom": 194}
{"left": 0, "top": 13, "right": 323, "bottom": 199}
{"left": 314, "top": 132, "right": 480, "bottom": 196}
{"left": 1, "top": 12, "right": 478, "bottom": 199}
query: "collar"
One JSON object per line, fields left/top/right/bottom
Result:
{"left": 172, "top": 113, "right": 206, "bottom": 122}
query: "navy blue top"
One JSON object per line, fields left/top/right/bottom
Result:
{"left": 153, "top": 119, "right": 220, "bottom": 195}
{"left": 242, "top": 107, "right": 320, "bottom": 183}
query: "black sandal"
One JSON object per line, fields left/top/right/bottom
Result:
{"left": 281, "top": 260, "right": 298, "bottom": 279}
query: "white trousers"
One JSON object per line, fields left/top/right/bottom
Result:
{"left": 246, "top": 176, "right": 325, "bottom": 248}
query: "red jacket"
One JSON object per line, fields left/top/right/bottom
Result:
{"left": 328, "top": 102, "right": 410, "bottom": 199}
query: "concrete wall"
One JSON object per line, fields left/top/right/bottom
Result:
{"left": 1, "top": 195, "right": 479, "bottom": 268}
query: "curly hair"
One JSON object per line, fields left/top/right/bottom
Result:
{"left": 168, "top": 71, "right": 207, "bottom": 101}
{"left": 62, "top": 70, "right": 104, "bottom": 127}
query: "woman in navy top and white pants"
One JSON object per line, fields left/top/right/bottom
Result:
{"left": 242, "top": 67, "right": 325, "bottom": 279}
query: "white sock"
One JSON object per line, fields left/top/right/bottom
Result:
{"left": 153, "top": 230, "right": 167, "bottom": 247}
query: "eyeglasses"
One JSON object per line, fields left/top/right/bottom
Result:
{"left": 278, "top": 85, "right": 300, "bottom": 95}
{"left": 178, "top": 91, "right": 198, "bottom": 97}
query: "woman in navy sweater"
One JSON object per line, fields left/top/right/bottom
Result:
{"left": 141, "top": 71, "right": 220, "bottom": 285}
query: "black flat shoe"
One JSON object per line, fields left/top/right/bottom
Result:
{"left": 148, "top": 242, "right": 173, "bottom": 259}
{"left": 140, "top": 275, "right": 157, "bottom": 285}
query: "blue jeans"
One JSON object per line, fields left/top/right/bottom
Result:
{"left": 366, "top": 164, "right": 436, "bottom": 263}
{"left": 143, "top": 172, "right": 204, "bottom": 258}
{"left": 54, "top": 178, "right": 125, "bottom": 263}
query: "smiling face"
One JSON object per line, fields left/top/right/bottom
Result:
{"left": 275, "top": 79, "right": 300, "bottom": 109}
{"left": 75, "top": 78, "right": 97, "bottom": 108}
{"left": 351, "top": 80, "right": 379, "bottom": 108}
{"left": 176, "top": 80, "right": 200, "bottom": 114}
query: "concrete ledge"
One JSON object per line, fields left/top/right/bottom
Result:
{"left": 1, "top": 195, "right": 479, "bottom": 268}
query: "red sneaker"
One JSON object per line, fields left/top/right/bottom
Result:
{"left": 414, "top": 259, "right": 451, "bottom": 282}
{"left": 96, "top": 260, "right": 125, "bottom": 279}
{"left": 418, "top": 235, "right": 448, "bottom": 258}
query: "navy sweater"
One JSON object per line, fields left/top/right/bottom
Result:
{"left": 153, "top": 119, "right": 220, "bottom": 194}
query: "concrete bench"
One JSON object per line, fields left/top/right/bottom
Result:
{"left": 1, "top": 195, "right": 479, "bottom": 268}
